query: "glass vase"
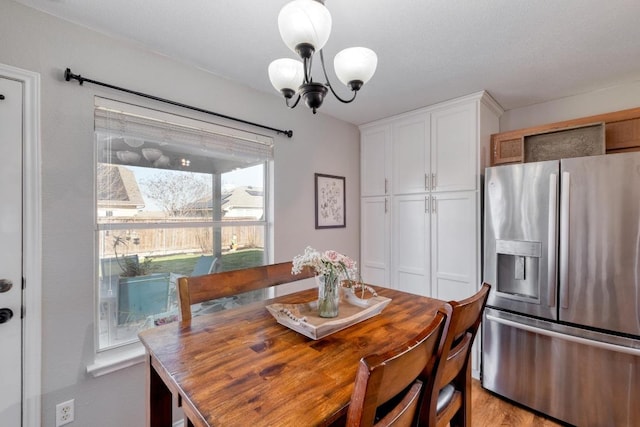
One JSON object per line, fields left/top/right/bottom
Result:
{"left": 316, "top": 274, "right": 340, "bottom": 318}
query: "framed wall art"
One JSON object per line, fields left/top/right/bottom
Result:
{"left": 315, "top": 173, "right": 346, "bottom": 229}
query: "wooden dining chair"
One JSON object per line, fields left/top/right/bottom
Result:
{"left": 418, "top": 283, "right": 491, "bottom": 427}
{"left": 345, "top": 307, "right": 449, "bottom": 427}
{"left": 177, "top": 261, "right": 314, "bottom": 321}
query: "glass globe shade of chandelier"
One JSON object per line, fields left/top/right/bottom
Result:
{"left": 268, "top": 0, "right": 377, "bottom": 114}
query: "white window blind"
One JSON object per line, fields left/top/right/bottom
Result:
{"left": 94, "top": 97, "right": 273, "bottom": 161}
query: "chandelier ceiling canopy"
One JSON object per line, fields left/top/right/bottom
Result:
{"left": 268, "top": 0, "right": 378, "bottom": 114}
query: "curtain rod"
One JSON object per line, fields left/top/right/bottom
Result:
{"left": 64, "top": 68, "right": 293, "bottom": 138}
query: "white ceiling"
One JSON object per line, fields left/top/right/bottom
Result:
{"left": 14, "top": 0, "right": 640, "bottom": 125}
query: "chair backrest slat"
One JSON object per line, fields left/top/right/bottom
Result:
{"left": 177, "top": 261, "right": 315, "bottom": 321}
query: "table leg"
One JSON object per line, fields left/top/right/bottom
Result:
{"left": 146, "top": 355, "right": 173, "bottom": 426}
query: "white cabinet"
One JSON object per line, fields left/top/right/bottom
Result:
{"left": 430, "top": 102, "right": 478, "bottom": 192}
{"left": 361, "top": 93, "right": 500, "bottom": 379}
{"left": 392, "top": 113, "right": 430, "bottom": 195}
{"left": 391, "top": 191, "right": 477, "bottom": 299}
{"left": 360, "top": 196, "right": 390, "bottom": 286}
{"left": 430, "top": 191, "right": 477, "bottom": 300}
{"left": 360, "top": 124, "right": 391, "bottom": 286}
{"left": 392, "top": 194, "right": 430, "bottom": 296}
{"left": 360, "top": 91, "right": 501, "bottom": 296}
{"left": 361, "top": 124, "right": 391, "bottom": 197}
{"left": 390, "top": 102, "right": 479, "bottom": 196}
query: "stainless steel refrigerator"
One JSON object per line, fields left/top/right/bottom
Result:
{"left": 482, "top": 152, "right": 640, "bottom": 427}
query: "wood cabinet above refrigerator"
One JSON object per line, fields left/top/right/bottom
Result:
{"left": 491, "top": 107, "right": 640, "bottom": 165}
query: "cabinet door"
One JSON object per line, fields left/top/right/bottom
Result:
{"left": 361, "top": 125, "right": 391, "bottom": 197}
{"left": 392, "top": 194, "right": 431, "bottom": 296}
{"left": 360, "top": 196, "right": 390, "bottom": 286}
{"left": 491, "top": 135, "right": 523, "bottom": 165}
{"left": 392, "top": 113, "right": 430, "bottom": 195}
{"left": 431, "top": 102, "right": 477, "bottom": 192}
{"left": 605, "top": 118, "right": 640, "bottom": 151}
{"left": 430, "top": 191, "right": 477, "bottom": 301}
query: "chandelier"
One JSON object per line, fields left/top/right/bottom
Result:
{"left": 268, "top": 0, "right": 378, "bottom": 114}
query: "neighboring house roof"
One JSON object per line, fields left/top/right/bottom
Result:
{"left": 222, "top": 186, "right": 263, "bottom": 212}
{"left": 97, "top": 164, "right": 145, "bottom": 210}
{"left": 185, "top": 186, "right": 263, "bottom": 219}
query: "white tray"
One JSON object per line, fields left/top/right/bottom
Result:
{"left": 266, "top": 289, "right": 391, "bottom": 340}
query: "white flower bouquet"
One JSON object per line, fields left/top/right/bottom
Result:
{"left": 291, "top": 246, "right": 358, "bottom": 281}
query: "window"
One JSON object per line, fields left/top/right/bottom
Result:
{"left": 95, "top": 98, "right": 273, "bottom": 350}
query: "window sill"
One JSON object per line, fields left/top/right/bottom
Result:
{"left": 87, "top": 342, "right": 147, "bottom": 377}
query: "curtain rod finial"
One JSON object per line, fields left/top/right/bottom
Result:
{"left": 64, "top": 68, "right": 84, "bottom": 85}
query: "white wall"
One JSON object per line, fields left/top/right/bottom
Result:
{"left": 500, "top": 80, "right": 640, "bottom": 131}
{"left": 0, "top": 1, "right": 360, "bottom": 426}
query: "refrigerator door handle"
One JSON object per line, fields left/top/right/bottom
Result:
{"left": 559, "top": 171, "right": 571, "bottom": 309}
{"left": 485, "top": 314, "right": 640, "bottom": 357}
{"left": 547, "top": 173, "right": 558, "bottom": 308}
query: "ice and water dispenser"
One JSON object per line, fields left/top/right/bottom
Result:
{"left": 495, "top": 239, "right": 542, "bottom": 301}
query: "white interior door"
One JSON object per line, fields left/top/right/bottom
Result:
{"left": 0, "top": 76, "right": 23, "bottom": 425}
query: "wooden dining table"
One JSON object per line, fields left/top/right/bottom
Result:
{"left": 138, "top": 286, "right": 444, "bottom": 427}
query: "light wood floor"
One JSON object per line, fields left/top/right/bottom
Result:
{"left": 471, "top": 380, "right": 564, "bottom": 427}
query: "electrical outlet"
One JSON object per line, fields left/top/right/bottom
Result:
{"left": 55, "top": 399, "right": 74, "bottom": 426}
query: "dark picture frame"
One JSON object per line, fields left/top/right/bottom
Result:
{"left": 315, "top": 173, "right": 346, "bottom": 229}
